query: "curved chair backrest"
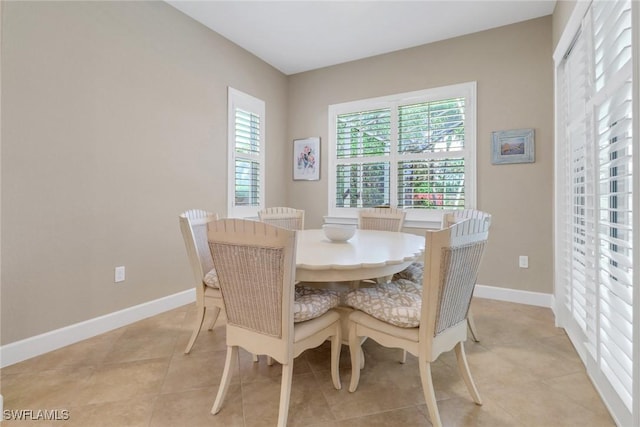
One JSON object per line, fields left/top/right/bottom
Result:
{"left": 358, "top": 207, "right": 406, "bottom": 232}
{"left": 179, "top": 209, "right": 218, "bottom": 286}
{"left": 441, "top": 209, "right": 492, "bottom": 230}
{"left": 258, "top": 207, "right": 305, "bottom": 230}
{"left": 208, "top": 219, "right": 297, "bottom": 360}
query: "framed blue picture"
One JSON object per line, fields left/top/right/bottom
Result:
{"left": 491, "top": 128, "right": 535, "bottom": 165}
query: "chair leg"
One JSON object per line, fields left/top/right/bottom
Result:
{"left": 418, "top": 358, "right": 442, "bottom": 427}
{"left": 211, "top": 345, "right": 238, "bottom": 415}
{"left": 252, "top": 354, "right": 259, "bottom": 363}
{"left": 454, "top": 342, "right": 482, "bottom": 405}
{"left": 184, "top": 305, "right": 206, "bottom": 354}
{"left": 467, "top": 310, "right": 480, "bottom": 342}
{"left": 267, "top": 356, "right": 274, "bottom": 366}
{"left": 375, "top": 275, "right": 393, "bottom": 284}
{"left": 400, "top": 349, "right": 407, "bottom": 364}
{"left": 330, "top": 322, "right": 342, "bottom": 390}
{"left": 348, "top": 322, "right": 361, "bottom": 392}
{"left": 207, "top": 306, "right": 221, "bottom": 331}
{"left": 277, "top": 363, "right": 294, "bottom": 427}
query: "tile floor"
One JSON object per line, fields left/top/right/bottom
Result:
{"left": 1, "top": 298, "right": 615, "bottom": 426}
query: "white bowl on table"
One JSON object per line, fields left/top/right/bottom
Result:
{"left": 322, "top": 224, "right": 356, "bottom": 242}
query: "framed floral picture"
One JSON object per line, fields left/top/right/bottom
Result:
{"left": 491, "top": 128, "right": 535, "bottom": 165}
{"left": 293, "top": 137, "right": 320, "bottom": 180}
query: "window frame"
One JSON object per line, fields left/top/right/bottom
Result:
{"left": 327, "top": 82, "right": 477, "bottom": 226}
{"left": 227, "top": 87, "right": 266, "bottom": 218}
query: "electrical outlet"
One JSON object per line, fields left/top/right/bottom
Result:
{"left": 519, "top": 256, "right": 529, "bottom": 269}
{"left": 115, "top": 266, "right": 125, "bottom": 283}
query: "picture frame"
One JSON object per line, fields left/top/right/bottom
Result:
{"left": 491, "top": 128, "right": 535, "bottom": 165}
{"left": 293, "top": 137, "right": 320, "bottom": 180}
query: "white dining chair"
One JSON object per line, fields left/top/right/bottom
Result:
{"left": 441, "top": 209, "right": 492, "bottom": 342}
{"left": 258, "top": 206, "right": 305, "bottom": 230}
{"left": 179, "top": 209, "right": 222, "bottom": 354}
{"left": 357, "top": 207, "right": 406, "bottom": 285}
{"left": 391, "top": 208, "right": 491, "bottom": 343}
{"left": 208, "top": 219, "right": 342, "bottom": 427}
{"left": 346, "top": 217, "right": 489, "bottom": 427}
{"left": 357, "top": 207, "right": 405, "bottom": 232}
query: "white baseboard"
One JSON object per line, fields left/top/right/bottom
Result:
{"left": 0, "top": 289, "right": 195, "bottom": 368}
{"left": 0, "top": 284, "right": 553, "bottom": 369}
{"left": 474, "top": 284, "right": 553, "bottom": 308}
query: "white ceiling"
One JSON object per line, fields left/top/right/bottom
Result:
{"left": 167, "top": 1, "right": 557, "bottom": 75}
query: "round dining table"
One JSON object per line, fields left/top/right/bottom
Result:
{"left": 295, "top": 228, "right": 425, "bottom": 283}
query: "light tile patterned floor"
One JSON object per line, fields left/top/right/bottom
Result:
{"left": 1, "top": 298, "right": 615, "bottom": 426}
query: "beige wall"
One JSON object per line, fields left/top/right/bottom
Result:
{"left": 1, "top": 1, "right": 288, "bottom": 344}
{"left": 2, "top": 3, "right": 556, "bottom": 346}
{"left": 287, "top": 17, "right": 554, "bottom": 294}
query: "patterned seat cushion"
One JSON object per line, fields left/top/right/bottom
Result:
{"left": 294, "top": 286, "right": 340, "bottom": 323}
{"left": 345, "top": 285, "right": 421, "bottom": 328}
{"left": 392, "top": 261, "right": 424, "bottom": 284}
{"left": 203, "top": 269, "right": 219, "bottom": 289}
{"left": 383, "top": 278, "right": 422, "bottom": 295}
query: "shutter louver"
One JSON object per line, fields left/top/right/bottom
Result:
{"left": 336, "top": 109, "right": 391, "bottom": 158}
{"left": 335, "top": 109, "right": 391, "bottom": 207}
{"left": 593, "top": 0, "right": 633, "bottom": 409}
{"left": 234, "top": 108, "right": 261, "bottom": 207}
{"left": 397, "top": 159, "right": 465, "bottom": 209}
{"left": 335, "top": 162, "right": 390, "bottom": 208}
{"left": 559, "top": 17, "right": 600, "bottom": 358}
{"left": 398, "top": 98, "right": 465, "bottom": 153}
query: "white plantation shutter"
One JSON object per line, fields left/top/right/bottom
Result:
{"left": 227, "top": 88, "right": 265, "bottom": 218}
{"left": 558, "top": 15, "right": 600, "bottom": 358}
{"left": 335, "top": 108, "right": 391, "bottom": 208}
{"left": 398, "top": 99, "right": 465, "bottom": 153}
{"left": 593, "top": 0, "right": 634, "bottom": 410}
{"left": 329, "top": 83, "right": 476, "bottom": 223}
{"left": 397, "top": 99, "right": 466, "bottom": 210}
{"left": 555, "top": 1, "right": 636, "bottom": 424}
{"left": 233, "top": 109, "right": 261, "bottom": 206}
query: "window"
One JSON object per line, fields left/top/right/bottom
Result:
{"left": 328, "top": 82, "right": 476, "bottom": 224}
{"left": 227, "top": 87, "right": 265, "bottom": 218}
{"left": 554, "top": 1, "right": 636, "bottom": 425}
